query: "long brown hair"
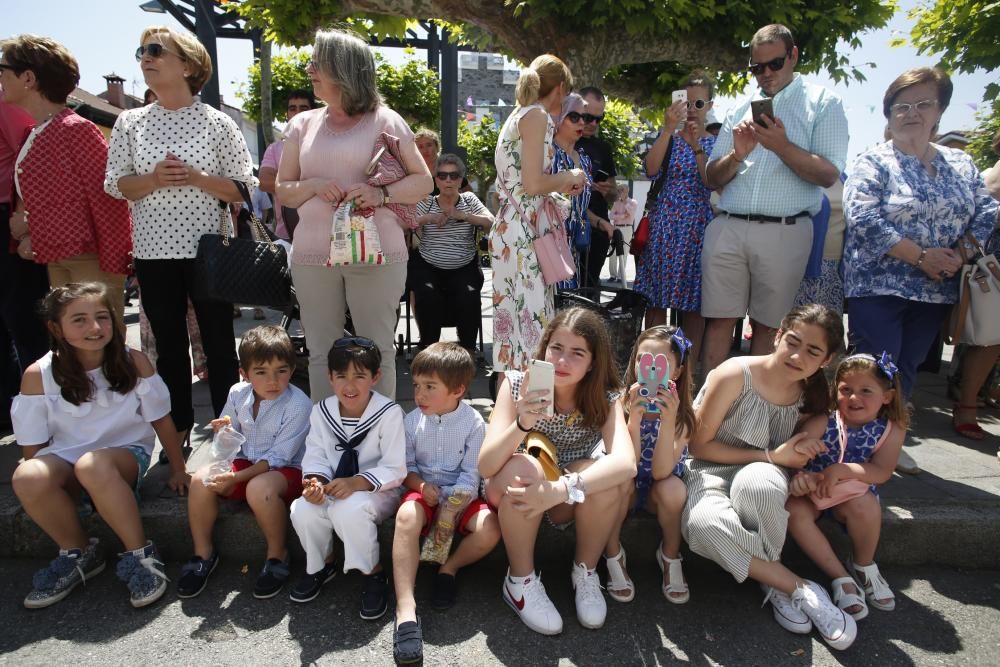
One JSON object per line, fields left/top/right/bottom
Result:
{"left": 834, "top": 354, "right": 910, "bottom": 430}
{"left": 776, "top": 304, "right": 844, "bottom": 416}
{"left": 534, "top": 307, "right": 621, "bottom": 430}
{"left": 621, "top": 325, "right": 697, "bottom": 439}
{"left": 43, "top": 283, "right": 137, "bottom": 406}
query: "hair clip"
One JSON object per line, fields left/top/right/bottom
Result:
{"left": 877, "top": 351, "right": 898, "bottom": 381}
{"left": 671, "top": 328, "right": 693, "bottom": 363}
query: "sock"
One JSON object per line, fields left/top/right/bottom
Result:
{"left": 507, "top": 571, "right": 531, "bottom": 586}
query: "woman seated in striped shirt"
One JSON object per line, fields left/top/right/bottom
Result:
{"left": 683, "top": 304, "right": 859, "bottom": 651}
{"left": 410, "top": 154, "right": 494, "bottom": 353}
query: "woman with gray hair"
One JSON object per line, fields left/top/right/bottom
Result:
{"left": 411, "top": 154, "right": 494, "bottom": 351}
{"left": 276, "top": 27, "right": 432, "bottom": 401}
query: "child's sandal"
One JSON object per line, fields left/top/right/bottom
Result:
{"left": 604, "top": 544, "right": 635, "bottom": 603}
{"left": 850, "top": 560, "right": 895, "bottom": 611}
{"left": 656, "top": 543, "right": 689, "bottom": 604}
{"left": 831, "top": 576, "right": 869, "bottom": 620}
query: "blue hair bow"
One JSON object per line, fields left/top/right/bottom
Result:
{"left": 877, "top": 351, "right": 898, "bottom": 381}
{"left": 671, "top": 328, "right": 693, "bottom": 363}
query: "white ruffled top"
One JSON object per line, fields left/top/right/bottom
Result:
{"left": 10, "top": 350, "right": 171, "bottom": 463}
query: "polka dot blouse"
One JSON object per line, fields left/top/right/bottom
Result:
{"left": 104, "top": 101, "right": 256, "bottom": 260}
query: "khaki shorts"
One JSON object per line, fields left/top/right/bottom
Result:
{"left": 700, "top": 213, "right": 813, "bottom": 328}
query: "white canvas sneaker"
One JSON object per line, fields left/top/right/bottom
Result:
{"left": 502, "top": 570, "right": 563, "bottom": 635}
{"left": 570, "top": 561, "right": 607, "bottom": 629}
{"left": 792, "top": 580, "right": 858, "bottom": 651}
{"left": 762, "top": 584, "right": 812, "bottom": 634}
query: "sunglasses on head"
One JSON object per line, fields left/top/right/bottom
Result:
{"left": 435, "top": 171, "right": 462, "bottom": 181}
{"left": 333, "top": 336, "right": 376, "bottom": 350}
{"left": 564, "top": 111, "right": 585, "bottom": 124}
{"left": 135, "top": 43, "right": 180, "bottom": 62}
{"left": 747, "top": 54, "right": 789, "bottom": 76}
{"left": 582, "top": 113, "right": 604, "bottom": 124}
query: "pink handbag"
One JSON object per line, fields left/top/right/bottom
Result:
{"left": 499, "top": 180, "right": 574, "bottom": 286}
{"left": 809, "top": 415, "right": 892, "bottom": 511}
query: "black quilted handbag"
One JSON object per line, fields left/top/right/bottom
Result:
{"left": 191, "top": 181, "right": 292, "bottom": 308}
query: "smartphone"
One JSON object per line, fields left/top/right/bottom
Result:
{"left": 593, "top": 169, "right": 610, "bottom": 183}
{"left": 671, "top": 90, "right": 688, "bottom": 105}
{"left": 526, "top": 359, "right": 555, "bottom": 417}
{"left": 637, "top": 352, "right": 670, "bottom": 414}
{"left": 751, "top": 98, "right": 774, "bottom": 127}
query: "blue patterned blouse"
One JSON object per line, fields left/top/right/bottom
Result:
{"left": 806, "top": 414, "right": 890, "bottom": 497}
{"left": 634, "top": 418, "right": 686, "bottom": 511}
{"left": 843, "top": 141, "right": 998, "bottom": 304}
{"left": 552, "top": 144, "right": 593, "bottom": 289}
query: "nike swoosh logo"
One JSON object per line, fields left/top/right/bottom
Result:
{"left": 505, "top": 583, "right": 525, "bottom": 610}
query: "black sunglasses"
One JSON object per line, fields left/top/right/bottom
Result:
{"left": 582, "top": 113, "right": 604, "bottom": 124}
{"left": 564, "top": 111, "right": 585, "bottom": 124}
{"left": 0, "top": 63, "right": 19, "bottom": 74}
{"left": 747, "top": 54, "right": 790, "bottom": 76}
{"left": 135, "top": 43, "right": 181, "bottom": 62}
{"left": 435, "top": 171, "right": 462, "bottom": 181}
{"left": 333, "top": 336, "right": 376, "bottom": 350}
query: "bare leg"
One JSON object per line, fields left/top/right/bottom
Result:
{"left": 834, "top": 494, "right": 882, "bottom": 566}
{"left": 74, "top": 448, "right": 144, "bottom": 551}
{"left": 645, "top": 307, "right": 667, "bottom": 329}
{"left": 187, "top": 471, "right": 220, "bottom": 560}
{"left": 603, "top": 482, "right": 634, "bottom": 559}
{"left": 956, "top": 345, "right": 1000, "bottom": 427}
{"left": 392, "top": 500, "right": 426, "bottom": 627}
{"left": 702, "top": 317, "right": 739, "bottom": 376}
{"left": 651, "top": 476, "right": 686, "bottom": 558}
{"left": 440, "top": 509, "right": 501, "bottom": 575}
{"left": 485, "top": 454, "right": 546, "bottom": 577}
{"left": 556, "top": 460, "right": 623, "bottom": 569}
{"left": 245, "top": 472, "right": 291, "bottom": 561}
{"left": 680, "top": 310, "right": 706, "bottom": 374}
{"left": 787, "top": 496, "right": 862, "bottom": 613}
{"left": 13, "top": 455, "right": 87, "bottom": 550}
{"left": 747, "top": 558, "right": 806, "bottom": 595}
{"left": 749, "top": 319, "right": 777, "bottom": 356}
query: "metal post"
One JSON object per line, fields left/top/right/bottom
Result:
{"left": 194, "top": 0, "right": 221, "bottom": 109}
{"left": 440, "top": 28, "right": 458, "bottom": 153}
{"left": 426, "top": 23, "right": 439, "bottom": 72}
{"left": 250, "top": 29, "right": 266, "bottom": 162}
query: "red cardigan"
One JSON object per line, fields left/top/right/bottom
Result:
{"left": 16, "top": 109, "right": 132, "bottom": 274}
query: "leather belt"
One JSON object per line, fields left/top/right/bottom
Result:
{"left": 721, "top": 210, "right": 810, "bottom": 225}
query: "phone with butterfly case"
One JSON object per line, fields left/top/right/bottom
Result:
{"left": 636, "top": 352, "right": 670, "bottom": 413}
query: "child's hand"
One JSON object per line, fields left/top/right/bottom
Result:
{"left": 420, "top": 481, "right": 441, "bottom": 507}
{"left": 626, "top": 383, "right": 646, "bottom": 418}
{"left": 203, "top": 471, "right": 237, "bottom": 496}
{"left": 815, "top": 464, "right": 848, "bottom": 499}
{"left": 168, "top": 469, "right": 191, "bottom": 496}
{"left": 504, "top": 475, "right": 565, "bottom": 519}
{"left": 789, "top": 471, "right": 820, "bottom": 496}
{"left": 771, "top": 432, "right": 821, "bottom": 468}
{"left": 793, "top": 436, "right": 827, "bottom": 460}
{"left": 302, "top": 478, "right": 326, "bottom": 504}
{"left": 209, "top": 416, "right": 232, "bottom": 433}
{"left": 654, "top": 382, "right": 680, "bottom": 423}
{"left": 323, "top": 478, "right": 358, "bottom": 500}
{"left": 514, "top": 370, "right": 550, "bottom": 431}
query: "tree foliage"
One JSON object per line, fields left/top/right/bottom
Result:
{"left": 237, "top": 48, "right": 312, "bottom": 124}
{"left": 905, "top": 0, "right": 1000, "bottom": 100}
{"left": 967, "top": 99, "right": 1000, "bottom": 172}
{"left": 600, "top": 99, "right": 647, "bottom": 180}
{"left": 458, "top": 114, "right": 500, "bottom": 201}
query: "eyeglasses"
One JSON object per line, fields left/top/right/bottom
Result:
{"left": 0, "top": 63, "right": 18, "bottom": 75}
{"left": 747, "top": 54, "right": 790, "bottom": 76}
{"left": 333, "top": 336, "right": 376, "bottom": 350}
{"left": 135, "top": 43, "right": 181, "bottom": 62}
{"left": 687, "top": 99, "right": 708, "bottom": 110}
{"left": 307, "top": 59, "right": 318, "bottom": 70}
{"left": 889, "top": 99, "right": 938, "bottom": 116}
{"left": 564, "top": 111, "right": 585, "bottom": 124}
{"left": 435, "top": 171, "right": 462, "bottom": 181}
{"left": 582, "top": 113, "right": 604, "bottom": 124}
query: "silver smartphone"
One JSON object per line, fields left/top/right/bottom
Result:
{"left": 526, "top": 359, "right": 555, "bottom": 417}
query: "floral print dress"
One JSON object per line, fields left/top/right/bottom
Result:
{"left": 490, "top": 104, "right": 557, "bottom": 372}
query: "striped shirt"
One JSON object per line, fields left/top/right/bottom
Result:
{"left": 710, "top": 74, "right": 849, "bottom": 217}
{"left": 404, "top": 402, "right": 486, "bottom": 497}
{"left": 416, "top": 192, "right": 490, "bottom": 269}
{"left": 219, "top": 381, "right": 312, "bottom": 469}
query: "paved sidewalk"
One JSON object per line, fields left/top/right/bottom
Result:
{"left": 2, "top": 268, "right": 999, "bottom": 567}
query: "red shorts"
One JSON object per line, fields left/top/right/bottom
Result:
{"left": 400, "top": 490, "right": 493, "bottom": 537}
{"left": 223, "top": 459, "right": 303, "bottom": 503}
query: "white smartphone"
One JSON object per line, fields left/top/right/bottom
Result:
{"left": 526, "top": 359, "right": 555, "bottom": 417}
{"left": 671, "top": 90, "right": 688, "bottom": 105}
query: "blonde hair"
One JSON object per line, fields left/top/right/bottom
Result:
{"left": 0, "top": 34, "right": 79, "bottom": 104}
{"left": 515, "top": 54, "right": 572, "bottom": 107}
{"left": 140, "top": 26, "right": 212, "bottom": 94}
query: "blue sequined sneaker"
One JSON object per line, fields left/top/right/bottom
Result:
{"left": 24, "top": 537, "right": 106, "bottom": 609}
{"left": 116, "top": 541, "right": 168, "bottom": 608}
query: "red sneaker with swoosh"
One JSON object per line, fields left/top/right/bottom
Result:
{"left": 502, "top": 570, "right": 563, "bottom": 635}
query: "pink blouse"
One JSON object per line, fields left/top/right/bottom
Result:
{"left": 283, "top": 105, "right": 414, "bottom": 266}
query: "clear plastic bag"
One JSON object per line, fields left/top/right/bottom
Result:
{"left": 196, "top": 423, "right": 246, "bottom": 482}
{"left": 419, "top": 489, "right": 473, "bottom": 564}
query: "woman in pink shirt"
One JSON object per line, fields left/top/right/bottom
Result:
{"left": 277, "top": 28, "right": 432, "bottom": 401}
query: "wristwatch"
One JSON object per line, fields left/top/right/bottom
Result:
{"left": 380, "top": 185, "right": 392, "bottom": 205}
{"left": 562, "top": 472, "right": 586, "bottom": 504}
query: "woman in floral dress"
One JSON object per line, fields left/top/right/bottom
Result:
{"left": 634, "top": 71, "right": 716, "bottom": 371}
{"left": 491, "top": 55, "right": 586, "bottom": 376}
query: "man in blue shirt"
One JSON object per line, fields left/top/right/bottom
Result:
{"left": 702, "top": 24, "right": 848, "bottom": 375}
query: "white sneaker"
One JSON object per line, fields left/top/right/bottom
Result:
{"left": 502, "top": 570, "right": 563, "bottom": 635}
{"left": 570, "top": 561, "right": 607, "bottom": 629}
{"left": 762, "top": 584, "right": 812, "bottom": 634}
{"left": 792, "top": 580, "right": 858, "bottom": 651}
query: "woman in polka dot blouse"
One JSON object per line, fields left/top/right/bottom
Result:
{"left": 105, "top": 26, "right": 257, "bottom": 445}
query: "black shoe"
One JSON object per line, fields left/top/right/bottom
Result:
{"left": 176, "top": 551, "right": 220, "bottom": 599}
{"left": 430, "top": 572, "right": 457, "bottom": 611}
{"left": 360, "top": 571, "right": 389, "bottom": 620}
{"left": 253, "top": 557, "right": 291, "bottom": 599}
{"left": 289, "top": 562, "right": 337, "bottom": 603}
{"left": 393, "top": 616, "right": 423, "bottom": 665}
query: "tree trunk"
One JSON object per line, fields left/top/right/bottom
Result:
{"left": 259, "top": 39, "right": 274, "bottom": 145}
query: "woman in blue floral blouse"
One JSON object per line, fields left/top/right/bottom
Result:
{"left": 843, "top": 67, "right": 997, "bottom": 453}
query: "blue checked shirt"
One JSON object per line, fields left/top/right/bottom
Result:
{"left": 710, "top": 74, "right": 849, "bottom": 217}
{"left": 219, "top": 381, "right": 311, "bottom": 469}
{"left": 404, "top": 402, "right": 486, "bottom": 497}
